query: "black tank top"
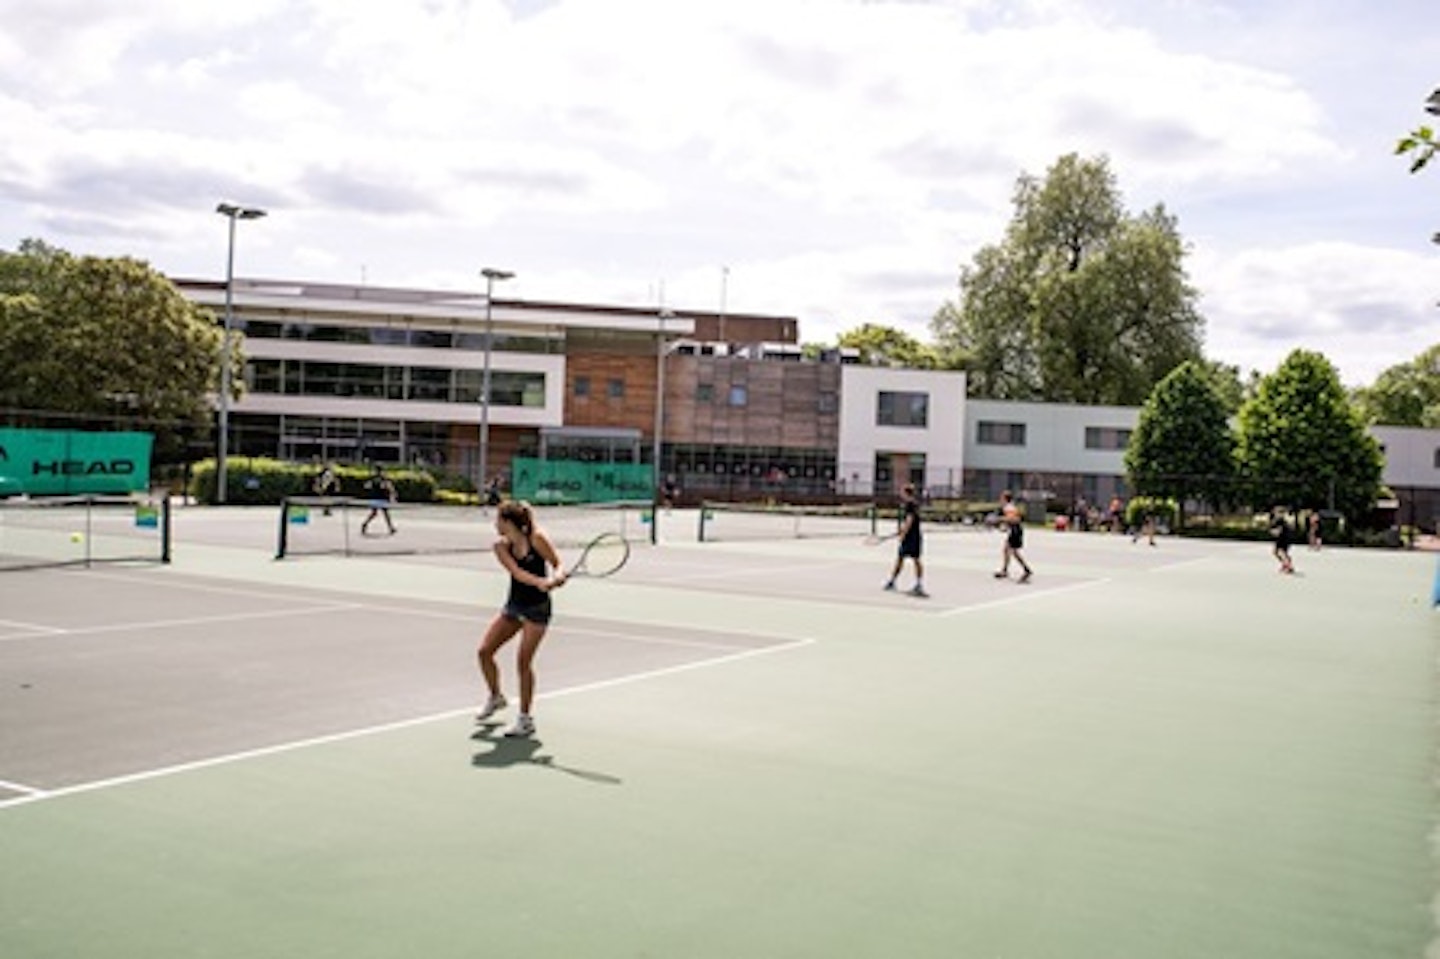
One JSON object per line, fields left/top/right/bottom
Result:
{"left": 506, "top": 538, "right": 549, "bottom": 607}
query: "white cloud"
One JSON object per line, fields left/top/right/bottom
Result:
{"left": 0, "top": 0, "right": 1434, "bottom": 388}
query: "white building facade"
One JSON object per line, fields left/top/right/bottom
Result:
{"left": 962, "top": 399, "right": 1139, "bottom": 506}
{"left": 837, "top": 366, "right": 968, "bottom": 496}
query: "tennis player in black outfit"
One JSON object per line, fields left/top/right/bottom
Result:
{"left": 883, "top": 483, "right": 927, "bottom": 597}
{"left": 476, "top": 500, "right": 567, "bottom": 738}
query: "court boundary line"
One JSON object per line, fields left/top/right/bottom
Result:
{"left": 0, "top": 617, "right": 65, "bottom": 634}
{"left": 937, "top": 577, "right": 1111, "bottom": 617}
{"left": 0, "top": 603, "right": 362, "bottom": 644}
{"left": 0, "top": 635, "right": 816, "bottom": 812}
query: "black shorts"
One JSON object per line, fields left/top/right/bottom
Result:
{"left": 501, "top": 599, "right": 552, "bottom": 625}
{"left": 898, "top": 535, "right": 922, "bottom": 559}
{"left": 1007, "top": 525, "right": 1024, "bottom": 549}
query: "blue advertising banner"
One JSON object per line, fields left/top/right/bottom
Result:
{"left": 0, "top": 428, "right": 153, "bottom": 495}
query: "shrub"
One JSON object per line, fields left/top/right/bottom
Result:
{"left": 191, "top": 459, "right": 438, "bottom": 505}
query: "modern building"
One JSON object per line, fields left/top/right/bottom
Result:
{"left": 962, "top": 400, "right": 1139, "bottom": 507}
{"left": 176, "top": 276, "right": 1440, "bottom": 528}
{"left": 176, "top": 277, "right": 795, "bottom": 487}
{"left": 836, "top": 365, "right": 968, "bottom": 497}
{"left": 1371, "top": 425, "right": 1440, "bottom": 530}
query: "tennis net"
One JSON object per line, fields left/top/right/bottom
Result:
{"left": 0, "top": 495, "right": 172, "bottom": 571}
{"left": 697, "top": 501, "right": 877, "bottom": 543}
{"left": 276, "top": 497, "right": 654, "bottom": 558}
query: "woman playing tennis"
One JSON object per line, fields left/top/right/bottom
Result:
{"left": 476, "top": 500, "right": 567, "bottom": 738}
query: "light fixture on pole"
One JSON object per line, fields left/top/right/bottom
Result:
{"left": 652, "top": 308, "right": 673, "bottom": 544}
{"left": 214, "top": 202, "right": 266, "bottom": 505}
{"left": 479, "top": 268, "right": 515, "bottom": 500}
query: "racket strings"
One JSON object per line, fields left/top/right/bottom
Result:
{"left": 574, "top": 533, "right": 629, "bottom": 577}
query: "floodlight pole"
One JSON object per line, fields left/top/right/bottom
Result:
{"left": 215, "top": 202, "right": 266, "bottom": 505}
{"left": 479, "top": 268, "right": 515, "bottom": 500}
{"left": 652, "top": 309, "right": 673, "bottom": 544}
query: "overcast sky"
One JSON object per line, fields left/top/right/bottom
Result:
{"left": 2, "top": 0, "right": 1437, "bottom": 386}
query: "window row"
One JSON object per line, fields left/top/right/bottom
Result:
{"left": 246, "top": 359, "right": 546, "bottom": 407}
{"left": 572, "top": 378, "right": 840, "bottom": 412}
{"left": 975, "top": 421, "right": 1134, "bottom": 450}
{"left": 238, "top": 317, "right": 561, "bottom": 354}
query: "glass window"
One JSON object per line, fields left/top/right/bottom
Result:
{"left": 409, "top": 368, "right": 453, "bottom": 402}
{"left": 247, "top": 359, "right": 283, "bottom": 393}
{"left": 574, "top": 376, "right": 590, "bottom": 397}
{"left": 697, "top": 383, "right": 714, "bottom": 403}
{"left": 1084, "top": 427, "right": 1132, "bottom": 450}
{"left": 411, "top": 329, "right": 454, "bottom": 349}
{"left": 876, "top": 391, "right": 928, "bottom": 428}
{"left": 240, "top": 320, "right": 282, "bottom": 338}
{"left": 977, "top": 421, "right": 1026, "bottom": 446}
{"left": 818, "top": 392, "right": 838, "bottom": 414}
{"left": 607, "top": 378, "right": 625, "bottom": 399}
{"left": 728, "top": 385, "right": 748, "bottom": 407}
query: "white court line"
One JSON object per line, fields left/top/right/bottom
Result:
{"left": 655, "top": 559, "right": 857, "bottom": 585}
{"left": 937, "top": 577, "right": 1111, "bottom": 617}
{"left": 0, "top": 604, "right": 361, "bottom": 643}
{"left": 1145, "top": 555, "right": 1220, "bottom": 574}
{"left": 0, "top": 618, "right": 65, "bottom": 634}
{"left": 573, "top": 627, "right": 766, "bottom": 652}
{"left": 0, "top": 636, "right": 815, "bottom": 811}
{"left": 0, "top": 777, "right": 44, "bottom": 796}
{"left": 81, "top": 568, "right": 366, "bottom": 605}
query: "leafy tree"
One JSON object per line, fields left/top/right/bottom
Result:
{"left": 1352, "top": 343, "right": 1440, "bottom": 427}
{"left": 1125, "top": 361, "right": 1236, "bottom": 526}
{"left": 1235, "top": 350, "right": 1383, "bottom": 522}
{"left": 1395, "top": 88, "right": 1440, "bottom": 173}
{"left": 0, "top": 240, "right": 228, "bottom": 457}
{"left": 933, "top": 153, "right": 1205, "bottom": 403}
{"left": 1197, "top": 359, "right": 1258, "bottom": 415}
{"left": 836, "top": 323, "right": 943, "bottom": 368}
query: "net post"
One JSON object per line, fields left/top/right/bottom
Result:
{"left": 160, "top": 496, "right": 172, "bottom": 564}
{"left": 698, "top": 502, "right": 708, "bottom": 542}
{"left": 276, "top": 497, "right": 290, "bottom": 560}
{"left": 868, "top": 503, "right": 877, "bottom": 536}
{"left": 649, "top": 492, "right": 659, "bottom": 546}
{"left": 82, "top": 494, "right": 94, "bottom": 569}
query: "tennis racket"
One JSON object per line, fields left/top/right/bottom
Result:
{"left": 568, "top": 532, "right": 630, "bottom": 578}
{"left": 863, "top": 532, "right": 899, "bottom": 546}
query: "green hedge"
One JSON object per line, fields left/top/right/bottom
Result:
{"left": 191, "top": 458, "right": 439, "bottom": 505}
{"left": 1124, "top": 496, "right": 1178, "bottom": 530}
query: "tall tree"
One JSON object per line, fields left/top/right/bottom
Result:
{"left": 0, "top": 240, "right": 227, "bottom": 451}
{"left": 1236, "top": 349, "right": 1383, "bottom": 521}
{"left": 932, "top": 153, "right": 1205, "bottom": 403}
{"left": 1197, "top": 359, "right": 1255, "bottom": 415}
{"left": 1352, "top": 343, "right": 1440, "bottom": 427}
{"left": 1125, "top": 361, "right": 1237, "bottom": 526}
{"left": 836, "top": 323, "right": 943, "bottom": 368}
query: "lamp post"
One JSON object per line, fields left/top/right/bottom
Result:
{"left": 652, "top": 309, "right": 673, "bottom": 544}
{"left": 479, "top": 268, "right": 514, "bottom": 501}
{"left": 214, "top": 202, "right": 266, "bottom": 505}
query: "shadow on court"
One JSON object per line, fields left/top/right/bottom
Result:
{"left": 470, "top": 723, "right": 623, "bottom": 785}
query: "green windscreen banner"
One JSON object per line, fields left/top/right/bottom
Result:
{"left": 0, "top": 428, "right": 153, "bottom": 495}
{"left": 510, "top": 457, "right": 654, "bottom": 505}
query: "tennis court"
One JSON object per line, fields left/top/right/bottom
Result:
{"left": 1, "top": 504, "right": 1435, "bottom": 958}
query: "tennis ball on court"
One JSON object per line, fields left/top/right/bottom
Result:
{"left": 70, "top": 531, "right": 84, "bottom": 543}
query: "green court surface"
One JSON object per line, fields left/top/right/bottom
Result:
{"left": 1, "top": 512, "right": 1436, "bottom": 958}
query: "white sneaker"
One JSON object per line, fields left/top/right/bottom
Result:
{"left": 476, "top": 693, "right": 507, "bottom": 721}
{"left": 504, "top": 714, "right": 535, "bottom": 738}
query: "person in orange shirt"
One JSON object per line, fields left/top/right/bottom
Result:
{"left": 993, "top": 490, "right": 1033, "bottom": 583}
